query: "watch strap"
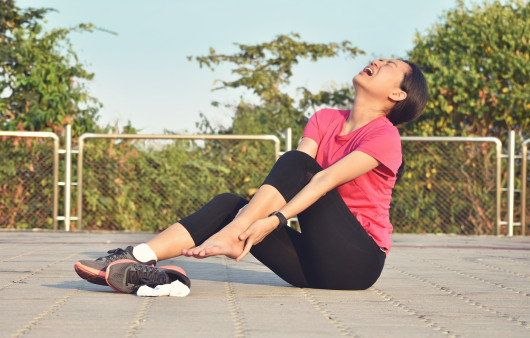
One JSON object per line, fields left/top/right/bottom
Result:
{"left": 269, "top": 211, "right": 288, "bottom": 229}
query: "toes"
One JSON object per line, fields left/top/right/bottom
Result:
{"left": 192, "top": 246, "right": 221, "bottom": 258}
{"left": 204, "top": 246, "right": 221, "bottom": 256}
{"left": 198, "top": 246, "right": 216, "bottom": 257}
{"left": 184, "top": 246, "right": 203, "bottom": 257}
{"left": 184, "top": 240, "right": 231, "bottom": 259}
{"left": 193, "top": 247, "right": 205, "bottom": 256}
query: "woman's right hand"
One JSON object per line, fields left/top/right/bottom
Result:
{"left": 236, "top": 216, "right": 279, "bottom": 261}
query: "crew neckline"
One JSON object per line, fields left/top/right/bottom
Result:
{"left": 337, "top": 115, "right": 386, "bottom": 139}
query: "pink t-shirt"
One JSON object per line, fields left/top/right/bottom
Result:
{"left": 302, "top": 108, "right": 402, "bottom": 252}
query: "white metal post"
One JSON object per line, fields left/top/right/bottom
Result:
{"left": 507, "top": 131, "right": 515, "bottom": 236}
{"left": 64, "top": 125, "right": 72, "bottom": 231}
{"left": 522, "top": 140, "right": 529, "bottom": 236}
{"left": 285, "top": 128, "right": 292, "bottom": 152}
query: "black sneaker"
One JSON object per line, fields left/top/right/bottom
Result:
{"left": 74, "top": 246, "right": 156, "bottom": 285}
{"left": 105, "top": 259, "right": 191, "bottom": 294}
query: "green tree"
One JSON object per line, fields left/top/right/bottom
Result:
{"left": 405, "top": 0, "right": 529, "bottom": 140}
{"left": 189, "top": 33, "right": 364, "bottom": 141}
{"left": 0, "top": 0, "right": 101, "bottom": 136}
{"left": 390, "top": 0, "right": 530, "bottom": 235}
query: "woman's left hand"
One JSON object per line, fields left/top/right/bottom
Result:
{"left": 236, "top": 216, "right": 279, "bottom": 261}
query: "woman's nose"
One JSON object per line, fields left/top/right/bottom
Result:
{"left": 372, "top": 59, "right": 383, "bottom": 67}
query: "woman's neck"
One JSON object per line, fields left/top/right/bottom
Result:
{"left": 342, "top": 99, "right": 388, "bottom": 135}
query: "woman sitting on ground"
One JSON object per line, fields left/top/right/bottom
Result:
{"left": 75, "top": 58, "right": 428, "bottom": 293}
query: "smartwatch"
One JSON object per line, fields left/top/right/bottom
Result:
{"left": 269, "top": 211, "right": 288, "bottom": 229}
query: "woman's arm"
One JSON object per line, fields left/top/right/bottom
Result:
{"left": 277, "top": 150, "right": 378, "bottom": 220}
{"left": 236, "top": 147, "right": 379, "bottom": 261}
{"left": 296, "top": 137, "right": 318, "bottom": 158}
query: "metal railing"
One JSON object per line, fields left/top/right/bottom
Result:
{"left": 396, "top": 136, "right": 502, "bottom": 235}
{"left": 0, "top": 129, "right": 527, "bottom": 235}
{"left": 0, "top": 131, "right": 60, "bottom": 230}
{"left": 76, "top": 134, "right": 280, "bottom": 230}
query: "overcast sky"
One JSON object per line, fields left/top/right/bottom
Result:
{"left": 17, "top": 0, "right": 462, "bottom": 134}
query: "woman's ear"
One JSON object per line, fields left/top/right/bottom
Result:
{"left": 389, "top": 89, "right": 407, "bottom": 102}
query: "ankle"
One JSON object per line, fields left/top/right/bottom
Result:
{"left": 226, "top": 218, "right": 253, "bottom": 233}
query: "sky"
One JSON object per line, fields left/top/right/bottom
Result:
{"left": 17, "top": 0, "right": 462, "bottom": 134}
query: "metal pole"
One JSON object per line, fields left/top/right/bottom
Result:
{"left": 521, "top": 139, "right": 530, "bottom": 236}
{"left": 52, "top": 137, "right": 59, "bottom": 230}
{"left": 285, "top": 128, "right": 292, "bottom": 152}
{"left": 64, "top": 125, "right": 72, "bottom": 231}
{"left": 77, "top": 135, "right": 85, "bottom": 230}
{"left": 496, "top": 141, "right": 502, "bottom": 236}
{"left": 507, "top": 131, "right": 515, "bottom": 236}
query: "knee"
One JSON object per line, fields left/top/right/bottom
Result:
{"left": 277, "top": 150, "right": 319, "bottom": 167}
{"left": 280, "top": 150, "right": 312, "bottom": 161}
{"left": 210, "top": 193, "right": 247, "bottom": 209}
{"left": 275, "top": 150, "right": 322, "bottom": 175}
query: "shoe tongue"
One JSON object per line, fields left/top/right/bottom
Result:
{"left": 99, "top": 247, "right": 127, "bottom": 262}
{"left": 129, "top": 266, "right": 168, "bottom": 286}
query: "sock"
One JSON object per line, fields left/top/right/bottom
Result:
{"left": 133, "top": 243, "right": 158, "bottom": 263}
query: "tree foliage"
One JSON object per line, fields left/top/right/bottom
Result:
{"left": 189, "top": 33, "right": 364, "bottom": 141}
{"left": 405, "top": 0, "right": 529, "bottom": 140}
{"left": 390, "top": 0, "right": 529, "bottom": 235}
{"left": 0, "top": 0, "right": 101, "bottom": 135}
{"left": 2, "top": 1, "right": 526, "bottom": 235}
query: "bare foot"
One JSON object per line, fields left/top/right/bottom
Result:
{"left": 181, "top": 230, "right": 245, "bottom": 259}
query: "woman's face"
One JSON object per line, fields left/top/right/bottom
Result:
{"left": 353, "top": 59, "right": 411, "bottom": 100}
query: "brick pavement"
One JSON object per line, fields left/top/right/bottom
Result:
{"left": 1, "top": 231, "right": 529, "bottom": 337}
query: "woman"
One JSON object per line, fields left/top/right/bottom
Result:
{"left": 75, "top": 59, "right": 428, "bottom": 292}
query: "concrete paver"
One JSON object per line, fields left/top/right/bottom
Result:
{"left": 0, "top": 231, "right": 529, "bottom": 337}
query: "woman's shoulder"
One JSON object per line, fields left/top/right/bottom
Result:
{"left": 314, "top": 108, "right": 349, "bottom": 116}
{"left": 312, "top": 108, "right": 349, "bottom": 123}
{"left": 369, "top": 117, "right": 399, "bottom": 134}
{"left": 361, "top": 117, "right": 401, "bottom": 144}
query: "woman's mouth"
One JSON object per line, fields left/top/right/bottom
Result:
{"left": 363, "top": 66, "right": 374, "bottom": 76}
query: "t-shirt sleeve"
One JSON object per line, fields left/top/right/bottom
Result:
{"left": 356, "top": 126, "right": 402, "bottom": 176}
{"left": 302, "top": 110, "right": 323, "bottom": 145}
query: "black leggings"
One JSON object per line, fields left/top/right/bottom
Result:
{"left": 179, "top": 150, "right": 386, "bottom": 290}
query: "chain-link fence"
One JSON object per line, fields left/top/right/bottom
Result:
{"left": 76, "top": 134, "right": 280, "bottom": 231}
{"left": 2, "top": 131, "right": 526, "bottom": 235}
{"left": 0, "top": 132, "right": 59, "bottom": 229}
{"left": 391, "top": 137, "right": 501, "bottom": 235}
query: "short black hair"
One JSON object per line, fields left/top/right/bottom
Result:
{"left": 386, "top": 61, "right": 428, "bottom": 126}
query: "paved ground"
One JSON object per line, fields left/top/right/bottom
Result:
{"left": 0, "top": 231, "right": 529, "bottom": 337}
